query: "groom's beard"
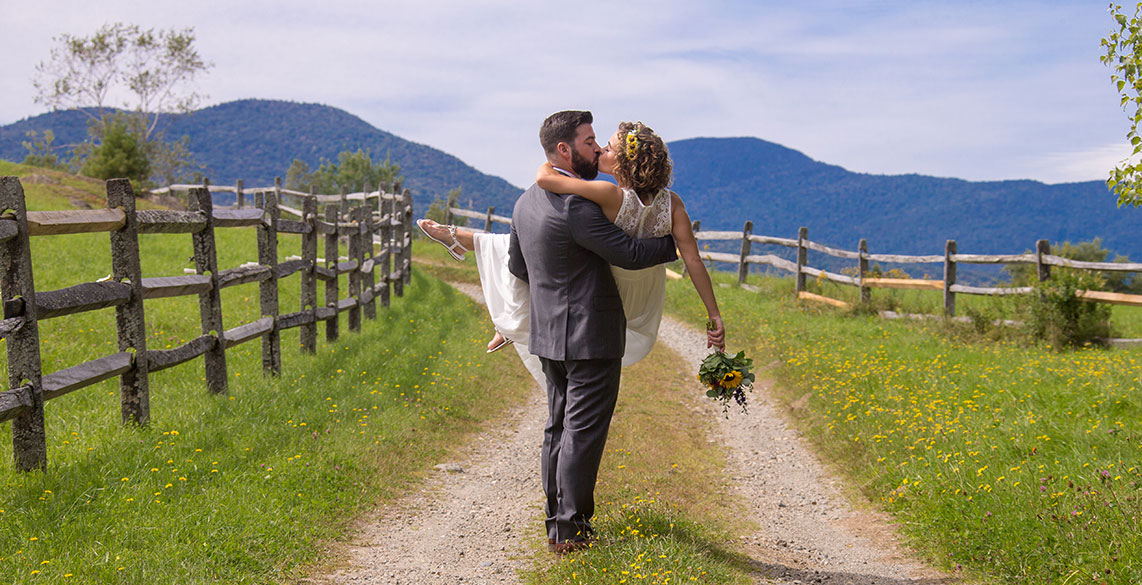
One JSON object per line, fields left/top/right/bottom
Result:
{"left": 571, "top": 149, "right": 600, "bottom": 180}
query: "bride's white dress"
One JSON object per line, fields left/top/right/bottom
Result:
{"left": 473, "top": 188, "right": 674, "bottom": 385}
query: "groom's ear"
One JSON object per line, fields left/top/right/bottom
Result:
{"left": 555, "top": 142, "right": 571, "bottom": 159}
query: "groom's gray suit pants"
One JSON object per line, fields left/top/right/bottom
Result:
{"left": 539, "top": 356, "right": 623, "bottom": 543}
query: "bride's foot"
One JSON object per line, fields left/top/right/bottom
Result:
{"left": 487, "top": 331, "right": 513, "bottom": 353}
{"left": 417, "top": 219, "right": 469, "bottom": 261}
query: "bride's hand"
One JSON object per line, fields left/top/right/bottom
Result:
{"left": 706, "top": 315, "right": 725, "bottom": 350}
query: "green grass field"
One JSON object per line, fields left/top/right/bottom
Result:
{"left": 0, "top": 163, "right": 750, "bottom": 585}
{"left": 7, "top": 158, "right": 1142, "bottom": 584}
{"left": 0, "top": 162, "right": 533, "bottom": 583}
{"left": 668, "top": 268, "right": 1142, "bottom": 585}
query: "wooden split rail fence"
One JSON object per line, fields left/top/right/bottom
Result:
{"left": 692, "top": 223, "right": 1142, "bottom": 314}
{"left": 0, "top": 176, "right": 414, "bottom": 471}
{"left": 444, "top": 202, "right": 1142, "bottom": 316}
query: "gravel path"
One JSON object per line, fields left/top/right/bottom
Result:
{"left": 316, "top": 282, "right": 959, "bottom": 585}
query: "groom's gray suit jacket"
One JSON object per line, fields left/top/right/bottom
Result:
{"left": 508, "top": 182, "right": 677, "bottom": 541}
{"left": 507, "top": 182, "right": 677, "bottom": 542}
{"left": 507, "top": 184, "right": 677, "bottom": 358}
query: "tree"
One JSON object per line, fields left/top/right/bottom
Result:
{"left": 284, "top": 159, "right": 312, "bottom": 192}
{"left": 283, "top": 149, "right": 401, "bottom": 194}
{"left": 1102, "top": 3, "right": 1142, "bottom": 207}
{"left": 33, "top": 23, "right": 211, "bottom": 187}
{"left": 81, "top": 117, "right": 150, "bottom": 189}
{"left": 21, "top": 130, "right": 65, "bottom": 171}
{"left": 34, "top": 23, "right": 210, "bottom": 141}
{"left": 425, "top": 187, "right": 466, "bottom": 226}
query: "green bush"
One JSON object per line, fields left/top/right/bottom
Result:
{"left": 81, "top": 119, "right": 150, "bottom": 189}
{"left": 1025, "top": 270, "right": 1112, "bottom": 349}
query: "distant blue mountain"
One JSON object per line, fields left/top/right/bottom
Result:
{"left": 668, "top": 137, "right": 1132, "bottom": 267}
{"left": 1, "top": 101, "right": 1134, "bottom": 272}
{"left": 0, "top": 99, "right": 522, "bottom": 218}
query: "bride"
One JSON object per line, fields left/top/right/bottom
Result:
{"left": 418, "top": 121, "right": 724, "bottom": 382}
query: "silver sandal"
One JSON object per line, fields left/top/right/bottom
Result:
{"left": 417, "top": 219, "right": 469, "bottom": 261}
{"left": 486, "top": 333, "right": 514, "bottom": 353}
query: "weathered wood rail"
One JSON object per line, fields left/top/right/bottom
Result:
{"left": 690, "top": 223, "right": 1142, "bottom": 316}
{"left": 445, "top": 200, "right": 1142, "bottom": 318}
{"left": 0, "top": 176, "right": 414, "bottom": 471}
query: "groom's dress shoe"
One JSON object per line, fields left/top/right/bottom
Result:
{"left": 552, "top": 539, "right": 593, "bottom": 555}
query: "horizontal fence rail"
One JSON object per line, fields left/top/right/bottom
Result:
{"left": 683, "top": 223, "right": 1142, "bottom": 315}
{"left": 0, "top": 175, "right": 415, "bottom": 472}
{"left": 444, "top": 202, "right": 1142, "bottom": 321}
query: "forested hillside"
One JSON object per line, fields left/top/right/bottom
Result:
{"left": 0, "top": 100, "right": 522, "bottom": 218}
{"left": 3, "top": 102, "right": 1135, "bottom": 271}
{"left": 669, "top": 137, "right": 1132, "bottom": 263}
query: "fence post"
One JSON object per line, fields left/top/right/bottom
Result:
{"left": 737, "top": 220, "right": 752, "bottom": 285}
{"left": 324, "top": 203, "right": 340, "bottom": 342}
{"left": 484, "top": 206, "right": 495, "bottom": 233}
{"left": 340, "top": 185, "right": 350, "bottom": 229}
{"left": 347, "top": 204, "right": 363, "bottom": 334}
{"left": 378, "top": 189, "right": 393, "bottom": 309}
{"left": 445, "top": 187, "right": 456, "bottom": 225}
{"left": 258, "top": 182, "right": 282, "bottom": 375}
{"left": 236, "top": 178, "right": 245, "bottom": 209}
{"left": 362, "top": 202, "right": 377, "bottom": 320}
{"left": 859, "top": 238, "right": 870, "bottom": 305}
{"left": 198, "top": 177, "right": 211, "bottom": 210}
{"left": 402, "top": 188, "right": 413, "bottom": 287}
{"left": 795, "top": 226, "right": 808, "bottom": 297}
{"left": 1036, "top": 239, "right": 1051, "bottom": 282}
{"left": 393, "top": 194, "right": 405, "bottom": 299}
{"left": 1, "top": 177, "right": 46, "bottom": 471}
{"left": 300, "top": 191, "right": 318, "bottom": 354}
{"left": 944, "top": 240, "right": 957, "bottom": 318}
{"left": 108, "top": 178, "right": 149, "bottom": 426}
{"left": 189, "top": 187, "right": 228, "bottom": 395}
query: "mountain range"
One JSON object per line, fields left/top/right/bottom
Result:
{"left": 0, "top": 99, "right": 1134, "bottom": 274}
{"left": 0, "top": 100, "right": 522, "bottom": 216}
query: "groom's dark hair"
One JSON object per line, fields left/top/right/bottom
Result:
{"left": 540, "top": 110, "right": 593, "bottom": 155}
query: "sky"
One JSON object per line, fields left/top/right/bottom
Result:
{"left": 1, "top": 0, "right": 1132, "bottom": 188}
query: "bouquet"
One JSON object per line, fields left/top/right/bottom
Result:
{"left": 697, "top": 349, "right": 755, "bottom": 414}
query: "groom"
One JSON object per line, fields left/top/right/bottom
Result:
{"left": 508, "top": 110, "right": 678, "bottom": 553}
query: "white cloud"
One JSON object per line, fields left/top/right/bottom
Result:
{"left": 0, "top": 0, "right": 1129, "bottom": 187}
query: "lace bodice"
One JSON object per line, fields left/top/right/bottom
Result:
{"left": 613, "top": 188, "right": 673, "bottom": 239}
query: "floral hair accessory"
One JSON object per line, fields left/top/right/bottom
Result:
{"left": 625, "top": 131, "right": 639, "bottom": 159}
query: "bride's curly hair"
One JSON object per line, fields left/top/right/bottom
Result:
{"left": 613, "top": 121, "right": 672, "bottom": 201}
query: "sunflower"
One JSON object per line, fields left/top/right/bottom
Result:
{"left": 720, "top": 370, "right": 743, "bottom": 388}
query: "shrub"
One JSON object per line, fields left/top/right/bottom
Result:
{"left": 81, "top": 118, "right": 151, "bottom": 188}
{"left": 1024, "top": 270, "right": 1112, "bottom": 349}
